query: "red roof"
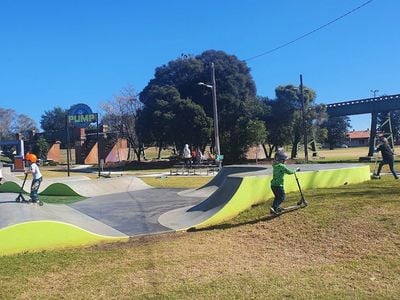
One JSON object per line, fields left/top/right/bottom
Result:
{"left": 347, "top": 130, "right": 370, "bottom": 139}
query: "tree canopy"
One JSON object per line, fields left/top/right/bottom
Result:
{"left": 0, "top": 108, "right": 37, "bottom": 140}
{"left": 321, "top": 116, "right": 351, "bottom": 149}
{"left": 40, "top": 107, "right": 68, "bottom": 145}
{"left": 266, "top": 85, "right": 325, "bottom": 158}
{"left": 139, "top": 50, "right": 261, "bottom": 161}
{"left": 101, "top": 86, "right": 144, "bottom": 161}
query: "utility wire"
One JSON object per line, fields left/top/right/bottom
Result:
{"left": 244, "top": 0, "right": 375, "bottom": 62}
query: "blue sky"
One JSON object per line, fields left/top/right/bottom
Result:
{"left": 1, "top": 0, "right": 398, "bottom": 131}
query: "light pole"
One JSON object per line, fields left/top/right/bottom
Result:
{"left": 299, "top": 74, "right": 308, "bottom": 163}
{"left": 370, "top": 89, "right": 379, "bottom": 98}
{"left": 198, "top": 62, "right": 221, "bottom": 168}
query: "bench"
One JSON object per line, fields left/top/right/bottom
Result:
{"left": 170, "top": 163, "right": 219, "bottom": 176}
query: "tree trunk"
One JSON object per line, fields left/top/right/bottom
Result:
{"left": 261, "top": 144, "right": 269, "bottom": 159}
{"left": 157, "top": 140, "right": 163, "bottom": 160}
{"left": 267, "top": 143, "right": 277, "bottom": 158}
{"left": 291, "top": 144, "right": 297, "bottom": 158}
{"left": 133, "top": 149, "right": 140, "bottom": 162}
{"left": 291, "top": 132, "right": 302, "bottom": 159}
{"left": 127, "top": 145, "right": 132, "bottom": 160}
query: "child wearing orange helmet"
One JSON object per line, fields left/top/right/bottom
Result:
{"left": 25, "top": 153, "right": 43, "bottom": 203}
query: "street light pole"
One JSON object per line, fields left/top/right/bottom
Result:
{"left": 370, "top": 89, "right": 379, "bottom": 98}
{"left": 211, "top": 63, "right": 221, "bottom": 164}
{"left": 299, "top": 74, "right": 308, "bottom": 163}
{"left": 198, "top": 62, "right": 221, "bottom": 169}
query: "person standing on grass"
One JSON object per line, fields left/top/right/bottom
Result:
{"left": 182, "top": 144, "right": 192, "bottom": 169}
{"left": 25, "top": 153, "right": 43, "bottom": 203}
{"left": 374, "top": 137, "right": 398, "bottom": 179}
{"left": 270, "top": 148, "right": 299, "bottom": 215}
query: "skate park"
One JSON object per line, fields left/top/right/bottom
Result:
{"left": 0, "top": 163, "right": 370, "bottom": 256}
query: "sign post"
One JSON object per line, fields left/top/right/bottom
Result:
{"left": 66, "top": 103, "right": 99, "bottom": 177}
{"left": 65, "top": 115, "right": 71, "bottom": 176}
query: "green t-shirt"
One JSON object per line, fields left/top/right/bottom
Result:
{"left": 271, "top": 162, "right": 295, "bottom": 187}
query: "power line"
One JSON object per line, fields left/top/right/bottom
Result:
{"left": 244, "top": 0, "right": 375, "bottom": 62}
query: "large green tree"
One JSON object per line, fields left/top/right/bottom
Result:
{"left": 139, "top": 50, "right": 260, "bottom": 161}
{"left": 139, "top": 84, "right": 212, "bottom": 157}
{"left": 263, "top": 98, "right": 291, "bottom": 157}
{"left": 270, "top": 85, "right": 324, "bottom": 159}
{"left": 322, "top": 116, "right": 351, "bottom": 149}
{"left": 40, "top": 107, "right": 68, "bottom": 145}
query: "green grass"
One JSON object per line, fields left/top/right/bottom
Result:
{"left": 140, "top": 176, "right": 211, "bottom": 188}
{"left": 0, "top": 175, "right": 399, "bottom": 299}
{"left": 39, "top": 194, "right": 85, "bottom": 204}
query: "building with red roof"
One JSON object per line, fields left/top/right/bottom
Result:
{"left": 346, "top": 129, "right": 370, "bottom": 147}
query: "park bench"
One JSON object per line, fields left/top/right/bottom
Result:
{"left": 170, "top": 162, "right": 219, "bottom": 176}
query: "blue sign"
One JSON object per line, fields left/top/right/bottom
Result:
{"left": 68, "top": 103, "right": 97, "bottom": 128}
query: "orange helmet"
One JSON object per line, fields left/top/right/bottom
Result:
{"left": 25, "top": 153, "right": 38, "bottom": 163}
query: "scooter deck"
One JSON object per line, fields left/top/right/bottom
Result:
{"left": 282, "top": 204, "right": 304, "bottom": 212}
{"left": 270, "top": 200, "right": 308, "bottom": 217}
{"left": 16, "top": 195, "right": 44, "bottom": 206}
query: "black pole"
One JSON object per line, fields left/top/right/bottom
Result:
{"left": 65, "top": 115, "right": 70, "bottom": 177}
{"left": 368, "top": 112, "right": 378, "bottom": 156}
{"left": 97, "top": 114, "right": 100, "bottom": 178}
{"left": 300, "top": 74, "right": 308, "bottom": 163}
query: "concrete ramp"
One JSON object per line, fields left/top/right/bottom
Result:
{"left": 159, "top": 177, "right": 243, "bottom": 229}
{"left": 0, "top": 194, "right": 127, "bottom": 237}
{"left": 159, "top": 164, "right": 371, "bottom": 230}
{"left": 1, "top": 173, "right": 152, "bottom": 197}
{"left": 178, "top": 165, "right": 267, "bottom": 198}
{"left": 45, "top": 176, "right": 152, "bottom": 197}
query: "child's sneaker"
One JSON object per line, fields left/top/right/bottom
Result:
{"left": 270, "top": 207, "right": 282, "bottom": 215}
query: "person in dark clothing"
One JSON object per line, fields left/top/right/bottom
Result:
{"left": 374, "top": 137, "right": 398, "bottom": 179}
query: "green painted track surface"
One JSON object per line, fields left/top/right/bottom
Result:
{"left": 0, "top": 221, "right": 128, "bottom": 256}
{"left": 159, "top": 164, "right": 371, "bottom": 230}
{"left": 0, "top": 182, "right": 21, "bottom": 193}
{"left": 40, "top": 183, "right": 82, "bottom": 196}
{"left": 0, "top": 164, "right": 371, "bottom": 255}
{"left": 0, "top": 181, "right": 81, "bottom": 196}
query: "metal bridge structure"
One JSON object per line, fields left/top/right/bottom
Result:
{"left": 326, "top": 94, "right": 400, "bottom": 157}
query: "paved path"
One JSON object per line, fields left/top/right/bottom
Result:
{"left": 0, "top": 189, "right": 203, "bottom": 236}
{"left": 69, "top": 188, "right": 203, "bottom": 235}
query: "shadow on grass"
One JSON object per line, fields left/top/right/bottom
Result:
{"left": 188, "top": 210, "right": 297, "bottom": 232}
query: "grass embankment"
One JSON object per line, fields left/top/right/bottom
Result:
{"left": 38, "top": 195, "right": 84, "bottom": 204}
{"left": 140, "top": 176, "right": 211, "bottom": 189}
{"left": 1, "top": 176, "right": 399, "bottom": 298}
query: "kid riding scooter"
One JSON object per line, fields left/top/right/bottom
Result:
{"left": 277, "top": 171, "right": 308, "bottom": 214}
{"left": 16, "top": 173, "right": 43, "bottom": 206}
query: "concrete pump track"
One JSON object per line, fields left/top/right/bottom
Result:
{"left": 0, "top": 164, "right": 370, "bottom": 255}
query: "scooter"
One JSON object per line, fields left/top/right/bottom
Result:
{"left": 371, "top": 153, "right": 381, "bottom": 179}
{"left": 271, "top": 171, "right": 308, "bottom": 216}
{"left": 282, "top": 171, "right": 308, "bottom": 211}
{"left": 16, "top": 173, "right": 43, "bottom": 206}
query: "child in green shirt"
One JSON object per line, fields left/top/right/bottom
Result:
{"left": 270, "top": 149, "right": 299, "bottom": 215}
